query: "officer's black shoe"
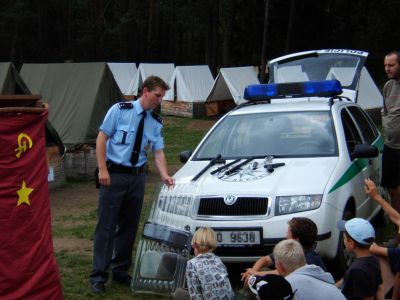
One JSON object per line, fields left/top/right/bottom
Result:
{"left": 112, "top": 273, "right": 132, "bottom": 286}
{"left": 91, "top": 281, "right": 106, "bottom": 293}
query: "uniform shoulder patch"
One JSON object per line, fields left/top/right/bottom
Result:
{"left": 151, "top": 112, "right": 163, "bottom": 124}
{"left": 118, "top": 102, "right": 133, "bottom": 109}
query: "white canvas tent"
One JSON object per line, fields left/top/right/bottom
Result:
{"left": 164, "top": 65, "right": 214, "bottom": 102}
{"left": 107, "top": 63, "right": 137, "bottom": 96}
{"left": 320, "top": 66, "right": 382, "bottom": 122}
{"left": 325, "top": 66, "right": 382, "bottom": 110}
{"left": 356, "top": 67, "right": 382, "bottom": 110}
{"left": 127, "top": 63, "right": 174, "bottom": 96}
{"left": 162, "top": 65, "right": 214, "bottom": 118}
{"left": 205, "top": 66, "right": 259, "bottom": 115}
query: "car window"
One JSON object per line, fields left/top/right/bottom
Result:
{"left": 270, "top": 53, "right": 363, "bottom": 90}
{"left": 341, "top": 108, "right": 363, "bottom": 154}
{"left": 347, "top": 106, "right": 378, "bottom": 144}
{"left": 194, "top": 111, "right": 337, "bottom": 159}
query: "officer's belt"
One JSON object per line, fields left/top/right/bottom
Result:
{"left": 107, "top": 162, "right": 146, "bottom": 175}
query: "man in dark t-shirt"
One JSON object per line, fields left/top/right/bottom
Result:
{"left": 341, "top": 256, "right": 382, "bottom": 299}
{"left": 337, "top": 218, "right": 383, "bottom": 299}
{"left": 382, "top": 51, "right": 400, "bottom": 215}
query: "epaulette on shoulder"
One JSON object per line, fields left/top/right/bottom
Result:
{"left": 118, "top": 102, "right": 133, "bottom": 109}
{"left": 151, "top": 112, "right": 163, "bottom": 124}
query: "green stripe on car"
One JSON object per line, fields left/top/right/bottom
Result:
{"left": 328, "top": 136, "right": 383, "bottom": 194}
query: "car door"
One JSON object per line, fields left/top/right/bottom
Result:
{"left": 346, "top": 106, "right": 382, "bottom": 216}
{"left": 340, "top": 107, "right": 372, "bottom": 218}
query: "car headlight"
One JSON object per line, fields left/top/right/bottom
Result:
{"left": 275, "top": 195, "right": 322, "bottom": 215}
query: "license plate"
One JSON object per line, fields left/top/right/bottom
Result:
{"left": 215, "top": 230, "right": 261, "bottom": 246}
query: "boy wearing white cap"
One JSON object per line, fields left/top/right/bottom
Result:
{"left": 336, "top": 218, "right": 384, "bottom": 300}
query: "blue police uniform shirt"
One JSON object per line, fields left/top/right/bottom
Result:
{"left": 99, "top": 100, "right": 164, "bottom": 167}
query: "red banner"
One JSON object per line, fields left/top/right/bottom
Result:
{"left": 0, "top": 110, "right": 63, "bottom": 299}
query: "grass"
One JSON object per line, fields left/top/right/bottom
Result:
{"left": 51, "top": 116, "right": 216, "bottom": 299}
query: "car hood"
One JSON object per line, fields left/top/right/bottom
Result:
{"left": 173, "top": 157, "right": 338, "bottom": 196}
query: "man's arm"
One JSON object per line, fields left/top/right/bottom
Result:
{"left": 240, "top": 255, "right": 274, "bottom": 284}
{"left": 365, "top": 178, "right": 400, "bottom": 229}
{"left": 374, "top": 283, "right": 384, "bottom": 300}
{"left": 335, "top": 278, "right": 343, "bottom": 288}
{"left": 154, "top": 149, "right": 175, "bottom": 187}
{"left": 96, "top": 131, "right": 110, "bottom": 186}
{"left": 392, "top": 273, "right": 400, "bottom": 300}
{"left": 369, "top": 243, "right": 389, "bottom": 257}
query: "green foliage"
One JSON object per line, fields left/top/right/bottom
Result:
{"left": 2, "top": 0, "right": 399, "bottom": 79}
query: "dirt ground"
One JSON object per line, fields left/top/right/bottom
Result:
{"left": 50, "top": 180, "right": 97, "bottom": 254}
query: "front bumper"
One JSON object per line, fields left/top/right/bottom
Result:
{"left": 153, "top": 201, "right": 341, "bottom": 261}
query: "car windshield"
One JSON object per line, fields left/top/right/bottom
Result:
{"left": 194, "top": 111, "right": 337, "bottom": 159}
{"left": 270, "top": 54, "right": 363, "bottom": 89}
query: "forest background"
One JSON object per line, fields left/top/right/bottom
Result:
{"left": 0, "top": 0, "right": 398, "bottom": 86}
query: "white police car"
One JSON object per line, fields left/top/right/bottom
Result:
{"left": 131, "top": 50, "right": 384, "bottom": 294}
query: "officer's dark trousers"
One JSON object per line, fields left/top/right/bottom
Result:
{"left": 90, "top": 172, "right": 146, "bottom": 284}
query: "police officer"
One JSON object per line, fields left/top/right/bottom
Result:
{"left": 90, "top": 76, "right": 175, "bottom": 293}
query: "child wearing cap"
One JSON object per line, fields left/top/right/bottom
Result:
{"left": 336, "top": 217, "right": 384, "bottom": 299}
{"left": 179, "top": 227, "right": 235, "bottom": 300}
{"left": 248, "top": 274, "right": 294, "bottom": 300}
{"left": 365, "top": 178, "right": 400, "bottom": 299}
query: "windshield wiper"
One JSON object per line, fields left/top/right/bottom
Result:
{"left": 192, "top": 154, "right": 226, "bottom": 181}
{"left": 210, "top": 158, "right": 241, "bottom": 175}
{"left": 224, "top": 157, "right": 256, "bottom": 176}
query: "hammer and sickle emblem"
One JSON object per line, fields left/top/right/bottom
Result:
{"left": 15, "top": 133, "right": 33, "bottom": 158}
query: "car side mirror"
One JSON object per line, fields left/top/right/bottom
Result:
{"left": 350, "top": 144, "right": 379, "bottom": 160}
{"left": 179, "top": 150, "right": 193, "bottom": 163}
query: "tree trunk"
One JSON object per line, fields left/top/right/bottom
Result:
{"left": 260, "top": 0, "right": 270, "bottom": 83}
{"left": 205, "top": 0, "right": 220, "bottom": 74}
{"left": 66, "top": 0, "right": 72, "bottom": 59}
{"left": 118, "top": 0, "right": 130, "bottom": 60}
{"left": 10, "top": 19, "right": 20, "bottom": 63}
{"left": 285, "top": 0, "right": 296, "bottom": 53}
{"left": 146, "top": 0, "right": 155, "bottom": 59}
{"left": 222, "top": 0, "right": 236, "bottom": 67}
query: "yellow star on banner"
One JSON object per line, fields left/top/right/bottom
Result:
{"left": 16, "top": 181, "right": 34, "bottom": 206}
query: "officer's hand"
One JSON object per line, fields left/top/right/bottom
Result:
{"left": 99, "top": 168, "right": 111, "bottom": 186}
{"left": 163, "top": 176, "right": 175, "bottom": 187}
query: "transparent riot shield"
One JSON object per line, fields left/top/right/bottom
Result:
{"left": 131, "top": 223, "right": 192, "bottom": 296}
{"left": 131, "top": 183, "right": 200, "bottom": 296}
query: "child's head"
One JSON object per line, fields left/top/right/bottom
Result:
{"left": 287, "top": 217, "right": 318, "bottom": 250}
{"left": 248, "top": 274, "right": 295, "bottom": 300}
{"left": 192, "top": 227, "right": 217, "bottom": 254}
{"left": 337, "top": 218, "right": 375, "bottom": 250}
{"left": 273, "top": 239, "right": 306, "bottom": 276}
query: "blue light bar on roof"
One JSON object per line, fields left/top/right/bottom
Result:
{"left": 244, "top": 80, "right": 342, "bottom": 101}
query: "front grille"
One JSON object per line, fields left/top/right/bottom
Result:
{"left": 197, "top": 197, "right": 268, "bottom": 216}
